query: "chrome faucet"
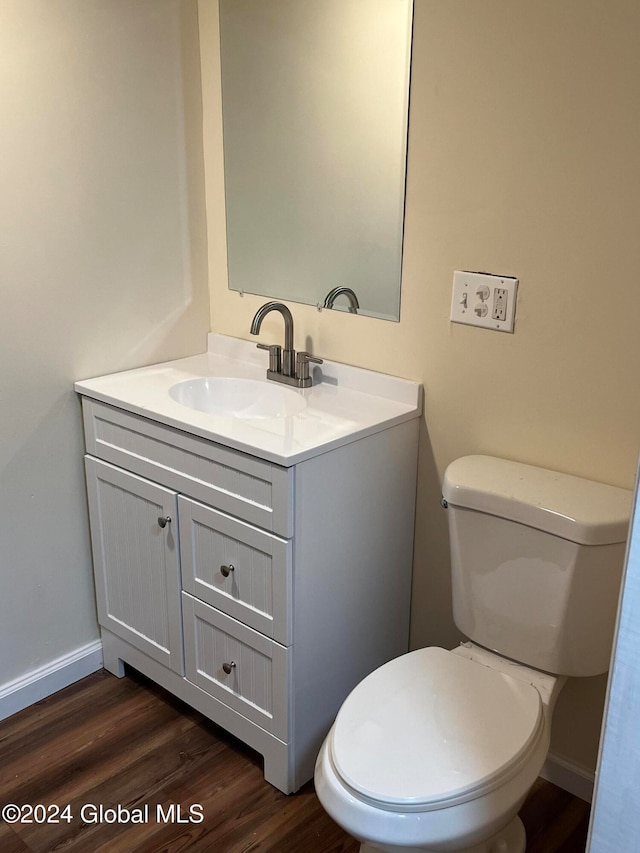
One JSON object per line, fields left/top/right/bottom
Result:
{"left": 323, "top": 286, "right": 359, "bottom": 314}
{"left": 250, "top": 301, "right": 323, "bottom": 388}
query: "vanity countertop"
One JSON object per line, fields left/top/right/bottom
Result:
{"left": 74, "top": 334, "right": 422, "bottom": 466}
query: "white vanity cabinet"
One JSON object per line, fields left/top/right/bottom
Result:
{"left": 78, "top": 351, "right": 419, "bottom": 794}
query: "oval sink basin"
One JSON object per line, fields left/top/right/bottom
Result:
{"left": 169, "top": 377, "right": 307, "bottom": 419}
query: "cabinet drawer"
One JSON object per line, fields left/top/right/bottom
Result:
{"left": 182, "top": 593, "right": 289, "bottom": 740}
{"left": 179, "top": 497, "right": 292, "bottom": 646}
{"left": 82, "top": 399, "right": 293, "bottom": 536}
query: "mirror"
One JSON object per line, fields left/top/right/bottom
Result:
{"left": 219, "top": 0, "right": 413, "bottom": 321}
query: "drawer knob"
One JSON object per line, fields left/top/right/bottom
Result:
{"left": 157, "top": 516, "right": 172, "bottom": 529}
{"left": 220, "top": 563, "right": 235, "bottom": 578}
{"left": 222, "top": 661, "right": 236, "bottom": 675}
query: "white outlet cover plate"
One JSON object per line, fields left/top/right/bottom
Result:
{"left": 450, "top": 271, "right": 518, "bottom": 333}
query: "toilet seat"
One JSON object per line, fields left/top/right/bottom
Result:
{"left": 330, "top": 646, "right": 544, "bottom": 813}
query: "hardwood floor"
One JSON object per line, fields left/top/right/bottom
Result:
{"left": 0, "top": 669, "right": 590, "bottom": 852}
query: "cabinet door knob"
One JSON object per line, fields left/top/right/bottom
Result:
{"left": 222, "top": 661, "right": 236, "bottom": 675}
{"left": 157, "top": 516, "right": 171, "bottom": 529}
{"left": 220, "top": 563, "right": 235, "bottom": 578}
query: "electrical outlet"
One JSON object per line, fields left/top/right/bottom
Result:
{"left": 492, "top": 288, "right": 508, "bottom": 321}
{"left": 476, "top": 284, "right": 490, "bottom": 303}
{"left": 450, "top": 271, "right": 518, "bottom": 333}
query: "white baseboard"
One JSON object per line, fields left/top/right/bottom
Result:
{"left": 0, "top": 640, "right": 103, "bottom": 722}
{"left": 541, "top": 751, "right": 595, "bottom": 803}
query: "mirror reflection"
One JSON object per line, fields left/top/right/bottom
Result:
{"left": 219, "top": 0, "right": 413, "bottom": 321}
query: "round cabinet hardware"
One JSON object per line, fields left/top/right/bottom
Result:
{"left": 220, "top": 563, "right": 235, "bottom": 578}
{"left": 157, "top": 516, "right": 172, "bottom": 529}
{"left": 222, "top": 661, "right": 236, "bottom": 675}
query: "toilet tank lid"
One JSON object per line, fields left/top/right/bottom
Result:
{"left": 442, "top": 455, "right": 632, "bottom": 545}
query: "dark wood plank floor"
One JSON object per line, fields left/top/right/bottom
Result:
{"left": 0, "top": 669, "right": 590, "bottom": 852}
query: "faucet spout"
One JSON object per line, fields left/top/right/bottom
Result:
{"left": 250, "top": 301, "right": 295, "bottom": 375}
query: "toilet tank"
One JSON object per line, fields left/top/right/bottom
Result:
{"left": 442, "top": 456, "right": 632, "bottom": 677}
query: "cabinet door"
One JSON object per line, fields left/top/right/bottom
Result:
{"left": 85, "top": 457, "right": 184, "bottom": 675}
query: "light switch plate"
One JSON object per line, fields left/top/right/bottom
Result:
{"left": 450, "top": 271, "right": 518, "bottom": 333}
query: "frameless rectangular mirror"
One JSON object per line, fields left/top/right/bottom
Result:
{"left": 219, "top": 0, "right": 413, "bottom": 321}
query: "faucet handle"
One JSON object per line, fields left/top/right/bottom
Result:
{"left": 257, "top": 343, "right": 282, "bottom": 374}
{"left": 296, "top": 351, "right": 323, "bottom": 384}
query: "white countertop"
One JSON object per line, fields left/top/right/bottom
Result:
{"left": 74, "top": 334, "right": 422, "bottom": 466}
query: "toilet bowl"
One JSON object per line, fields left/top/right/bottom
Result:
{"left": 314, "top": 456, "right": 632, "bottom": 853}
{"left": 315, "top": 644, "right": 562, "bottom": 853}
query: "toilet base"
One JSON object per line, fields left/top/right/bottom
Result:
{"left": 359, "top": 815, "right": 526, "bottom": 853}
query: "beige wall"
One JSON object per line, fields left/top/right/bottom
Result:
{"left": 0, "top": 0, "right": 209, "bottom": 689}
{"left": 199, "top": 0, "right": 640, "bottom": 775}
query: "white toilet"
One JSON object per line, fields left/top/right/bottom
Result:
{"left": 315, "top": 455, "right": 632, "bottom": 853}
